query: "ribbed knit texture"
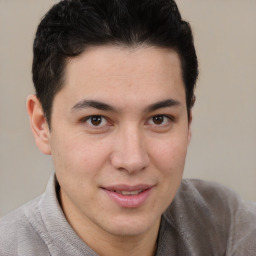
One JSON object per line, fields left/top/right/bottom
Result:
{"left": 1, "top": 174, "right": 256, "bottom": 255}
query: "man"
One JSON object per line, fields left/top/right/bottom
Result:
{"left": 0, "top": 0, "right": 255, "bottom": 255}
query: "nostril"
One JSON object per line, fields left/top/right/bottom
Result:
{"left": 110, "top": 150, "right": 149, "bottom": 174}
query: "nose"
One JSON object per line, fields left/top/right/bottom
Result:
{"left": 110, "top": 126, "right": 149, "bottom": 174}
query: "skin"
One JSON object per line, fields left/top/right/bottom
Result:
{"left": 27, "top": 45, "right": 191, "bottom": 256}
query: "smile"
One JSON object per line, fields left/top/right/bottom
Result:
{"left": 114, "top": 190, "right": 144, "bottom": 195}
{"left": 102, "top": 185, "right": 154, "bottom": 208}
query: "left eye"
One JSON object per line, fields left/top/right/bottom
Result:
{"left": 84, "top": 115, "right": 108, "bottom": 127}
{"left": 148, "top": 115, "right": 171, "bottom": 126}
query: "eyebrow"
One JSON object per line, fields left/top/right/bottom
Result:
{"left": 72, "top": 100, "right": 115, "bottom": 112}
{"left": 144, "top": 99, "right": 181, "bottom": 112}
{"left": 71, "top": 98, "right": 181, "bottom": 113}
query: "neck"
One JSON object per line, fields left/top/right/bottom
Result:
{"left": 90, "top": 229, "right": 159, "bottom": 256}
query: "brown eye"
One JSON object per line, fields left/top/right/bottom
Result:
{"left": 82, "top": 115, "right": 112, "bottom": 132}
{"left": 90, "top": 116, "right": 103, "bottom": 126}
{"left": 152, "top": 115, "right": 164, "bottom": 125}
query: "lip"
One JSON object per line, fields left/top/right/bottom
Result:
{"left": 101, "top": 184, "right": 154, "bottom": 208}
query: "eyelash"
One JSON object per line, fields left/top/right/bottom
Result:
{"left": 80, "top": 114, "right": 174, "bottom": 129}
{"left": 81, "top": 115, "right": 111, "bottom": 128}
{"left": 147, "top": 115, "right": 173, "bottom": 127}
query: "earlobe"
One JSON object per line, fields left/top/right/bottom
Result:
{"left": 26, "top": 95, "right": 51, "bottom": 155}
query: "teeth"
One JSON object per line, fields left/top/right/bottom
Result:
{"left": 115, "top": 190, "right": 143, "bottom": 195}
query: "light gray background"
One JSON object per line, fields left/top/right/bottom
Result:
{"left": 0, "top": 0, "right": 256, "bottom": 217}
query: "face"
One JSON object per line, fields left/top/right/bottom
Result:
{"left": 30, "top": 45, "right": 191, "bottom": 242}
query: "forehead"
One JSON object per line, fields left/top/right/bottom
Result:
{"left": 66, "top": 45, "right": 182, "bottom": 79}
{"left": 55, "top": 45, "right": 185, "bottom": 110}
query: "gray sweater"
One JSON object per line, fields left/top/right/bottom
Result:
{"left": 1, "top": 174, "right": 256, "bottom": 255}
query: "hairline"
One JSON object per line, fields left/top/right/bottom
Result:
{"left": 46, "top": 43, "right": 191, "bottom": 128}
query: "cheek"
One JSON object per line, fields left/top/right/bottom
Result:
{"left": 150, "top": 135, "right": 188, "bottom": 175}
{"left": 50, "top": 136, "right": 107, "bottom": 199}
{"left": 50, "top": 132, "right": 111, "bottom": 177}
{"left": 150, "top": 136, "right": 188, "bottom": 206}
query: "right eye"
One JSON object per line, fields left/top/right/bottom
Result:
{"left": 82, "top": 115, "right": 108, "bottom": 128}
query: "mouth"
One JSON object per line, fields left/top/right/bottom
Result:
{"left": 112, "top": 189, "right": 145, "bottom": 196}
{"left": 101, "top": 184, "right": 154, "bottom": 208}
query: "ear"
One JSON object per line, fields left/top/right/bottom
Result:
{"left": 188, "top": 111, "right": 192, "bottom": 143}
{"left": 26, "top": 94, "right": 51, "bottom": 155}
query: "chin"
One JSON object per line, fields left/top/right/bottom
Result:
{"left": 102, "top": 214, "right": 159, "bottom": 237}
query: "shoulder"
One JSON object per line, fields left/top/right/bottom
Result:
{"left": 0, "top": 196, "right": 50, "bottom": 256}
{"left": 163, "top": 179, "right": 256, "bottom": 255}
{"left": 164, "top": 178, "right": 240, "bottom": 235}
{"left": 178, "top": 178, "right": 240, "bottom": 207}
{"left": 179, "top": 178, "right": 256, "bottom": 220}
{"left": 172, "top": 178, "right": 256, "bottom": 225}
{"left": 0, "top": 196, "right": 40, "bottom": 233}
